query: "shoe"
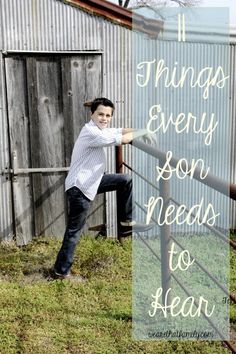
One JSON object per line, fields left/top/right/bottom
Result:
{"left": 52, "top": 270, "right": 85, "bottom": 282}
{"left": 118, "top": 234, "right": 132, "bottom": 245}
{"left": 53, "top": 271, "right": 71, "bottom": 280}
{"left": 119, "top": 221, "right": 155, "bottom": 237}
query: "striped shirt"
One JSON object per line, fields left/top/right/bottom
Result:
{"left": 65, "top": 119, "right": 123, "bottom": 200}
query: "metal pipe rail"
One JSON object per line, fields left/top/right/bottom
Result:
{"left": 4, "top": 167, "right": 70, "bottom": 174}
{"left": 136, "top": 232, "right": 236, "bottom": 354}
{"left": 1, "top": 151, "right": 70, "bottom": 177}
{"left": 125, "top": 148, "right": 236, "bottom": 303}
{"left": 124, "top": 161, "right": 236, "bottom": 250}
{"left": 116, "top": 142, "right": 236, "bottom": 352}
{"left": 136, "top": 200, "right": 236, "bottom": 304}
{"left": 131, "top": 140, "right": 236, "bottom": 201}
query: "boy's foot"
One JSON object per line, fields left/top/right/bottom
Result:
{"left": 51, "top": 270, "right": 85, "bottom": 282}
{"left": 53, "top": 271, "right": 71, "bottom": 280}
{"left": 119, "top": 221, "right": 155, "bottom": 237}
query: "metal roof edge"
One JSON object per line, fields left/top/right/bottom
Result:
{"left": 61, "top": 0, "right": 163, "bottom": 37}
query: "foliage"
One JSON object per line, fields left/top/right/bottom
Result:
{"left": 118, "top": 0, "right": 201, "bottom": 9}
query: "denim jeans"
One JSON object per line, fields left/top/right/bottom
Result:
{"left": 54, "top": 173, "right": 134, "bottom": 275}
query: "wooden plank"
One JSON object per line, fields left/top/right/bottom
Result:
{"left": 62, "top": 55, "right": 101, "bottom": 161}
{"left": 61, "top": 56, "right": 87, "bottom": 166}
{"left": 61, "top": 55, "right": 104, "bottom": 234}
{"left": 84, "top": 55, "right": 102, "bottom": 110}
{"left": 27, "top": 57, "right": 66, "bottom": 237}
{"left": 0, "top": 53, "right": 14, "bottom": 242}
{"left": 5, "top": 57, "right": 33, "bottom": 245}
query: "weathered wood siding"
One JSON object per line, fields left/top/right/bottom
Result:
{"left": 27, "top": 57, "right": 66, "bottom": 238}
{"left": 5, "top": 54, "right": 103, "bottom": 244}
{"left": 0, "top": 53, "right": 14, "bottom": 242}
{"left": 5, "top": 57, "right": 34, "bottom": 245}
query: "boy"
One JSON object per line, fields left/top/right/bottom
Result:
{"left": 53, "top": 97, "right": 154, "bottom": 279}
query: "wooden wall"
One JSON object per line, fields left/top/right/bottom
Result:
{"left": 5, "top": 54, "right": 104, "bottom": 245}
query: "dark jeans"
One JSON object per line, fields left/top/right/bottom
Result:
{"left": 54, "top": 173, "right": 134, "bottom": 275}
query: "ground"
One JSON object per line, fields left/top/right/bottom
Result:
{"left": 0, "top": 235, "right": 235, "bottom": 354}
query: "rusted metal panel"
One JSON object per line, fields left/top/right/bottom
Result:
{"left": 65, "top": 0, "right": 163, "bottom": 36}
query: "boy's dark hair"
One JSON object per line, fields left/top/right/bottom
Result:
{"left": 91, "top": 98, "right": 115, "bottom": 114}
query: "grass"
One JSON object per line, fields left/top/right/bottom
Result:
{"left": 0, "top": 234, "right": 235, "bottom": 354}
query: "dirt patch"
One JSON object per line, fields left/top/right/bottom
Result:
{"left": 230, "top": 327, "right": 236, "bottom": 344}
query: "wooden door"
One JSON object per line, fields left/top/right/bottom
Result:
{"left": 5, "top": 54, "right": 104, "bottom": 245}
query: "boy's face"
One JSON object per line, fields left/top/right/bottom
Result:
{"left": 91, "top": 105, "right": 113, "bottom": 130}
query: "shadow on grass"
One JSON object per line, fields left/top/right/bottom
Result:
{"left": 108, "top": 312, "right": 132, "bottom": 322}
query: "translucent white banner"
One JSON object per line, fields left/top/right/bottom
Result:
{"left": 132, "top": 7, "right": 230, "bottom": 341}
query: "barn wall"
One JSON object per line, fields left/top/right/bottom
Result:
{"left": 0, "top": 0, "right": 101, "bottom": 51}
{"left": 0, "top": 0, "right": 133, "bottom": 241}
{"left": 0, "top": 0, "right": 235, "bottom": 242}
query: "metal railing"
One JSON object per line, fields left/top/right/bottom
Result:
{"left": 115, "top": 141, "right": 236, "bottom": 353}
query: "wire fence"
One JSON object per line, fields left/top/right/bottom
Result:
{"left": 115, "top": 141, "right": 236, "bottom": 353}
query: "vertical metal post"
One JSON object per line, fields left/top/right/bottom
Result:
{"left": 159, "top": 159, "right": 171, "bottom": 305}
{"left": 115, "top": 145, "right": 124, "bottom": 239}
{"left": 115, "top": 145, "right": 124, "bottom": 174}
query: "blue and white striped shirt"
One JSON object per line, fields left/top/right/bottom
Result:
{"left": 65, "top": 119, "right": 123, "bottom": 200}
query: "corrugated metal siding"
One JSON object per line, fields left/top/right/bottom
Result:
{"left": 0, "top": 0, "right": 101, "bottom": 51}
{"left": 102, "top": 21, "right": 133, "bottom": 236}
{"left": 0, "top": 0, "right": 235, "bottom": 240}
{"left": 132, "top": 33, "right": 232, "bottom": 234}
{"left": 230, "top": 44, "right": 236, "bottom": 230}
{"left": 0, "top": 53, "right": 14, "bottom": 241}
{"left": 0, "top": 0, "right": 133, "bottom": 239}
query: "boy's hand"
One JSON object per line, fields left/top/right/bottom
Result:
{"left": 122, "top": 128, "right": 157, "bottom": 145}
{"left": 141, "top": 132, "right": 157, "bottom": 146}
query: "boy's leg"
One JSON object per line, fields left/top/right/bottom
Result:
{"left": 97, "top": 174, "right": 154, "bottom": 236}
{"left": 97, "top": 173, "right": 134, "bottom": 222}
{"left": 54, "top": 187, "right": 91, "bottom": 276}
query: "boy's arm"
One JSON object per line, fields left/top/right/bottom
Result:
{"left": 121, "top": 128, "right": 155, "bottom": 144}
{"left": 122, "top": 128, "right": 135, "bottom": 135}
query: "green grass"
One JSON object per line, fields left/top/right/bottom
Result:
{"left": 0, "top": 235, "right": 235, "bottom": 354}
